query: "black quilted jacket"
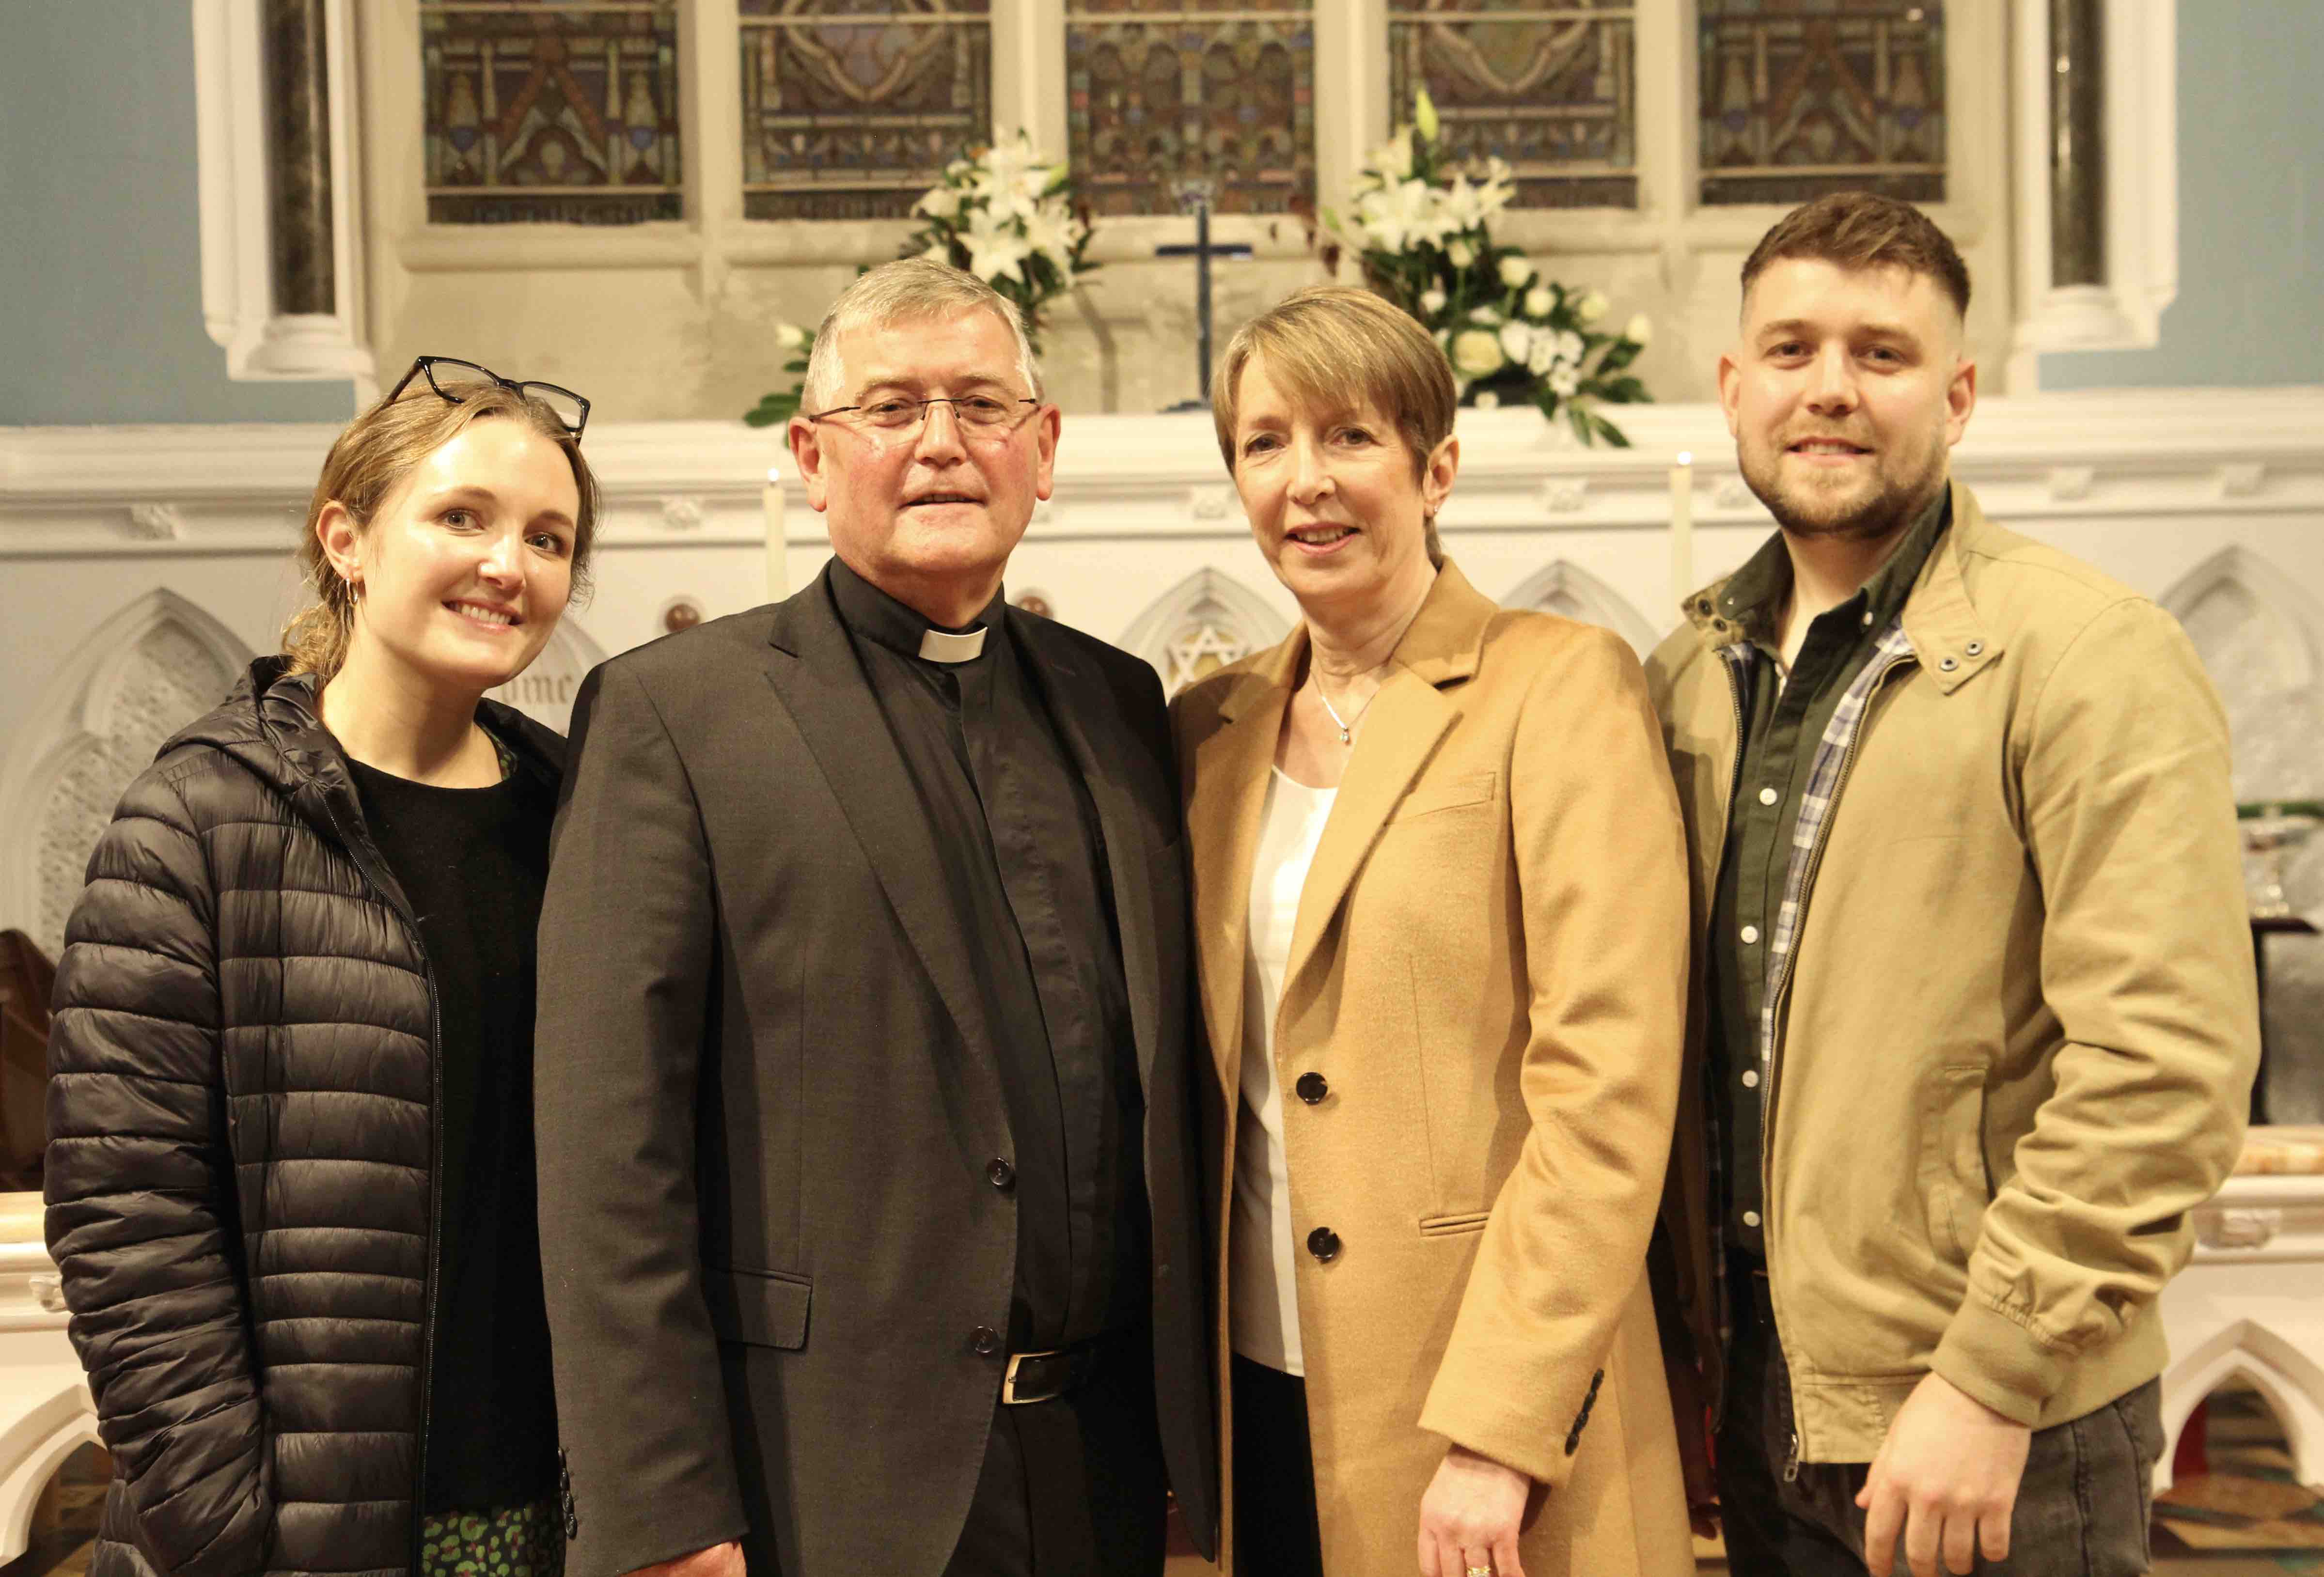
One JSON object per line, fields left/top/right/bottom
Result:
{"left": 44, "top": 658, "right": 564, "bottom": 1577}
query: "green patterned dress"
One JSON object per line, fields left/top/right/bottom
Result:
{"left": 419, "top": 1498, "right": 565, "bottom": 1577}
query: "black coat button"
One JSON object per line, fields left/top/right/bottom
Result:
{"left": 971, "top": 1325, "right": 1002, "bottom": 1356}
{"left": 1295, "top": 1071, "right": 1328, "bottom": 1104}
{"left": 986, "top": 1157, "right": 1015, "bottom": 1189}
{"left": 1306, "top": 1227, "right": 1341, "bottom": 1263}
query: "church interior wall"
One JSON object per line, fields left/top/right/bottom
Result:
{"left": 0, "top": 5, "right": 353, "bottom": 425}
{"left": 2040, "top": 0, "right": 2324, "bottom": 391}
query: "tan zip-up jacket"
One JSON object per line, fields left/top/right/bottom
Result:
{"left": 1645, "top": 479, "right": 2258, "bottom": 1463}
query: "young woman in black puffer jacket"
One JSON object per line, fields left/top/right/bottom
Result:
{"left": 45, "top": 359, "right": 599, "bottom": 1577}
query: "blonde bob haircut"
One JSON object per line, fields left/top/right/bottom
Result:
{"left": 801, "top": 257, "right": 1044, "bottom": 412}
{"left": 282, "top": 379, "right": 600, "bottom": 679}
{"left": 1211, "top": 285, "right": 1457, "bottom": 564}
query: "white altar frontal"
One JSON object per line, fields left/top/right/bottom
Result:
{"left": 5, "top": 389, "right": 2324, "bottom": 1514}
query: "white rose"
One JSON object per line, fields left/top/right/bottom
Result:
{"left": 1499, "top": 254, "right": 1535, "bottom": 288}
{"left": 1497, "top": 321, "right": 1534, "bottom": 365}
{"left": 1447, "top": 239, "right": 1475, "bottom": 269}
{"left": 1420, "top": 288, "right": 1447, "bottom": 315}
{"left": 775, "top": 323, "right": 807, "bottom": 351}
{"left": 1473, "top": 389, "right": 1500, "bottom": 410}
{"left": 1578, "top": 290, "right": 1609, "bottom": 324}
{"left": 1625, "top": 312, "right": 1653, "bottom": 346}
{"left": 1550, "top": 365, "right": 1581, "bottom": 398}
{"left": 1449, "top": 328, "right": 1506, "bottom": 379}
{"left": 1523, "top": 286, "right": 1553, "bottom": 319}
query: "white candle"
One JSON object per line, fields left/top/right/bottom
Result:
{"left": 1669, "top": 450, "right": 1695, "bottom": 610}
{"left": 763, "top": 467, "right": 787, "bottom": 602}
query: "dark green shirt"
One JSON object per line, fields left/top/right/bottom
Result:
{"left": 1708, "top": 490, "right": 1950, "bottom": 1255}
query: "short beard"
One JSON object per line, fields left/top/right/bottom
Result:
{"left": 1739, "top": 446, "right": 1944, "bottom": 545}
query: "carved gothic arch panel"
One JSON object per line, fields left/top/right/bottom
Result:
{"left": 1117, "top": 569, "right": 1292, "bottom": 698}
{"left": 2156, "top": 1316, "right": 2324, "bottom": 1494}
{"left": 0, "top": 591, "right": 254, "bottom": 958}
{"left": 1501, "top": 560, "right": 1658, "bottom": 659}
{"left": 2160, "top": 546, "right": 2322, "bottom": 713}
{"left": 0, "top": 1379, "right": 99, "bottom": 1561}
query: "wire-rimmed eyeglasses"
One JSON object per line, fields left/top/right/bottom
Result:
{"left": 387, "top": 356, "right": 591, "bottom": 439}
{"left": 806, "top": 395, "right": 1041, "bottom": 435}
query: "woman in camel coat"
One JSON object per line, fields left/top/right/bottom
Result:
{"left": 1173, "top": 287, "right": 1695, "bottom": 1577}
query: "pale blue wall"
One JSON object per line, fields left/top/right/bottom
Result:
{"left": 0, "top": 5, "right": 352, "bottom": 423}
{"left": 2041, "top": 0, "right": 2324, "bottom": 390}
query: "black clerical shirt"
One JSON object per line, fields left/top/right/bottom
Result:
{"left": 826, "top": 558, "right": 1149, "bottom": 1353}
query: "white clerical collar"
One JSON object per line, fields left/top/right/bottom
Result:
{"left": 917, "top": 626, "right": 989, "bottom": 664}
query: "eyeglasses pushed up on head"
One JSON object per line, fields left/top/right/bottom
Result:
{"left": 806, "top": 395, "right": 1040, "bottom": 435}
{"left": 387, "top": 356, "right": 591, "bottom": 440}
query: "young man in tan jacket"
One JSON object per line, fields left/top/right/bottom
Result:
{"left": 1647, "top": 193, "right": 2259, "bottom": 1577}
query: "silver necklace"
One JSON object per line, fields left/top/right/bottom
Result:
{"left": 1313, "top": 677, "right": 1375, "bottom": 746}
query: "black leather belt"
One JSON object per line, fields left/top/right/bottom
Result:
{"left": 1001, "top": 1336, "right": 1106, "bottom": 1405}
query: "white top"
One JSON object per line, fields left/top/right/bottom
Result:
{"left": 1230, "top": 767, "right": 1337, "bottom": 1375}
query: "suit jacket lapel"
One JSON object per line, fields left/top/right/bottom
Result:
{"left": 763, "top": 572, "right": 999, "bottom": 1070}
{"left": 1185, "top": 631, "right": 1303, "bottom": 1099}
{"left": 1010, "top": 611, "right": 1166, "bottom": 1089}
{"left": 1285, "top": 562, "right": 1494, "bottom": 991}
{"left": 1283, "top": 675, "right": 1457, "bottom": 986}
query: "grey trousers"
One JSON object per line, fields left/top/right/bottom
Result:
{"left": 1717, "top": 1261, "right": 2164, "bottom": 1577}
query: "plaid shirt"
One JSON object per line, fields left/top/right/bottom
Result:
{"left": 1752, "top": 618, "right": 1918, "bottom": 1077}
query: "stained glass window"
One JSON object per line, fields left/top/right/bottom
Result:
{"left": 421, "top": 0, "right": 682, "bottom": 224}
{"left": 1388, "top": 0, "right": 1637, "bottom": 210}
{"left": 1067, "top": 1, "right": 1315, "bottom": 218}
{"left": 741, "top": 1, "right": 993, "bottom": 222}
{"left": 1698, "top": 0, "right": 1945, "bottom": 207}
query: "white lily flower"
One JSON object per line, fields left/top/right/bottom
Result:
{"left": 916, "top": 186, "right": 962, "bottom": 220}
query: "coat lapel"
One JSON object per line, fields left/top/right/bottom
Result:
{"left": 1284, "top": 563, "right": 1493, "bottom": 991}
{"left": 1185, "top": 633, "right": 1303, "bottom": 1097}
{"left": 1010, "top": 611, "right": 1167, "bottom": 1089}
{"left": 762, "top": 571, "right": 996, "bottom": 1062}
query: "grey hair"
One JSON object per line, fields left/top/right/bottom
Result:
{"left": 801, "top": 258, "right": 1045, "bottom": 412}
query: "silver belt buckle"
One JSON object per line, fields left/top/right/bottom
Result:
{"left": 1001, "top": 1347, "right": 1061, "bottom": 1405}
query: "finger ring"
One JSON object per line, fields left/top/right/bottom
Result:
{"left": 1467, "top": 1567, "right": 1493, "bottom": 1577}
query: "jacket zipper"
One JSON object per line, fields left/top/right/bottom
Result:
{"left": 318, "top": 791, "right": 446, "bottom": 1571}
{"left": 1756, "top": 649, "right": 1916, "bottom": 1473}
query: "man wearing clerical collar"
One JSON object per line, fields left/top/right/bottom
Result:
{"left": 536, "top": 259, "right": 1217, "bottom": 1577}
{"left": 1648, "top": 193, "right": 2256, "bottom": 1577}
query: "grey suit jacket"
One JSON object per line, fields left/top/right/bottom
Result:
{"left": 535, "top": 564, "right": 1218, "bottom": 1577}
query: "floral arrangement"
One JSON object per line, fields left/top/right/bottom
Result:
{"left": 746, "top": 132, "right": 1092, "bottom": 428}
{"left": 1328, "top": 91, "right": 1652, "bottom": 446}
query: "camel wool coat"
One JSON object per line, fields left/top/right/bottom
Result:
{"left": 1171, "top": 561, "right": 1696, "bottom": 1576}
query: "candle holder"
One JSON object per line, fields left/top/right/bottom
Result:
{"left": 2240, "top": 801, "right": 2324, "bottom": 921}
